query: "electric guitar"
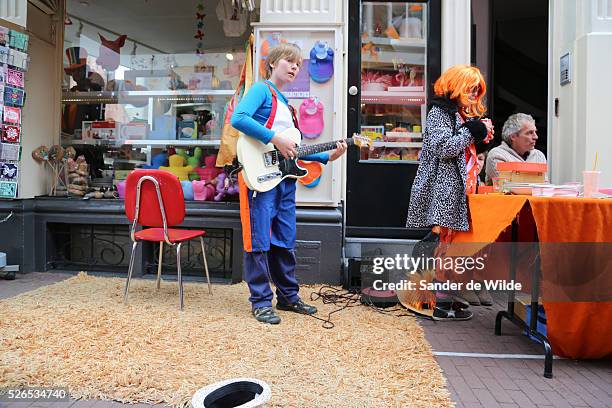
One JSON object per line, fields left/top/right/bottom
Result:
{"left": 237, "top": 128, "right": 371, "bottom": 192}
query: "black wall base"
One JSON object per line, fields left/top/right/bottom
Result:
{"left": 0, "top": 198, "right": 343, "bottom": 285}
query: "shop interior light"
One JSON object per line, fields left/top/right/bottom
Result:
{"left": 225, "top": 53, "right": 234, "bottom": 61}
{"left": 79, "top": 1, "right": 89, "bottom": 5}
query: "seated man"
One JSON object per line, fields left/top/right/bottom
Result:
{"left": 485, "top": 113, "right": 546, "bottom": 183}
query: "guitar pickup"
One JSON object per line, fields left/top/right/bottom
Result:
{"left": 257, "top": 171, "right": 282, "bottom": 183}
{"left": 263, "top": 151, "right": 278, "bottom": 167}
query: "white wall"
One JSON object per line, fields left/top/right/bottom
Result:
{"left": 9, "top": 3, "right": 61, "bottom": 198}
{"left": 549, "top": 0, "right": 612, "bottom": 186}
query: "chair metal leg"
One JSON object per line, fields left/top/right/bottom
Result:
{"left": 156, "top": 241, "right": 163, "bottom": 289}
{"left": 199, "top": 236, "right": 213, "bottom": 295}
{"left": 176, "top": 242, "right": 184, "bottom": 310}
{"left": 124, "top": 241, "right": 139, "bottom": 302}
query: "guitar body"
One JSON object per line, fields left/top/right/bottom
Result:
{"left": 237, "top": 128, "right": 308, "bottom": 192}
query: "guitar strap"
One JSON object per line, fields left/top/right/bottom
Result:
{"left": 264, "top": 81, "right": 301, "bottom": 132}
{"left": 264, "top": 82, "right": 278, "bottom": 130}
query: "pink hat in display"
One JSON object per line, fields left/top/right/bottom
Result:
{"left": 299, "top": 97, "right": 324, "bottom": 139}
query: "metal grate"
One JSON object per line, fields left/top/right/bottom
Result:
{"left": 47, "top": 223, "right": 232, "bottom": 278}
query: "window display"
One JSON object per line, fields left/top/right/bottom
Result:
{"left": 60, "top": 0, "right": 258, "bottom": 200}
{"left": 359, "top": 2, "right": 428, "bottom": 163}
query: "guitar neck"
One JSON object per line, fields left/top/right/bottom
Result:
{"left": 297, "top": 138, "right": 354, "bottom": 158}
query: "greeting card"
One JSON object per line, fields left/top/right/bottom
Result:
{"left": 0, "top": 27, "right": 8, "bottom": 46}
{"left": 0, "top": 142, "right": 20, "bottom": 161}
{"left": 0, "top": 161, "right": 18, "bottom": 180}
{"left": 6, "top": 68, "right": 23, "bottom": 87}
{"left": 0, "top": 180, "right": 17, "bottom": 198}
{"left": 0, "top": 46, "right": 7, "bottom": 64}
{"left": 3, "top": 106, "right": 21, "bottom": 124}
{"left": 4, "top": 86, "right": 24, "bottom": 106}
{"left": 2, "top": 125, "right": 20, "bottom": 143}
{"left": 8, "top": 49, "right": 28, "bottom": 71}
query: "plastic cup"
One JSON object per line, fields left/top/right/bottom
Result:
{"left": 582, "top": 171, "right": 601, "bottom": 198}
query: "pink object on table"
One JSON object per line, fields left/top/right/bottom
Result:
{"left": 117, "top": 181, "right": 126, "bottom": 199}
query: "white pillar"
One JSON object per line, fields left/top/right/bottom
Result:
{"left": 441, "top": 0, "right": 471, "bottom": 71}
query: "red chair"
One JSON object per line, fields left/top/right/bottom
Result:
{"left": 124, "top": 170, "right": 212, "bottom": 310}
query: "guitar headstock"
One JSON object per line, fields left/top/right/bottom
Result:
{"left": 351, "top": 133, "right": 373, "bottom": 150}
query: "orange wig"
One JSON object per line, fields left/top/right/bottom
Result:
{"left": 433, "top": 65, "right": 487, "bottom": 117}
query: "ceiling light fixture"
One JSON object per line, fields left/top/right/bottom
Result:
{"left": 225, "top": 53, "right": 234, "bottom": 61}
{"left": 79, "top": 1, "right": 89, "bottom": 6}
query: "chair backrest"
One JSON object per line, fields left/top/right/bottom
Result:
{"left": 125, "top": 170, "right": 185, "bottom": 228}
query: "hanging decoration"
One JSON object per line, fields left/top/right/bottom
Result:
{"left": 195, "top": 2, "right": 205, "bottom": 55}
{"left": 97, "top": 34, "right": 127, "bottom": 71}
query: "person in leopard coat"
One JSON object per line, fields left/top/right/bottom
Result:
{"left": 406, "top": 65, "right": 494, "bottom": 320}
{"left": 406, "top": 96, "right": 488, "bottom": 231}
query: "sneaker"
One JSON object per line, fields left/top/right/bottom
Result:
{"left": 432, "top": 303, "right": 473, "bottom": 321}
{"left": 276, "top": 299, "right": 318, "bottom": 315}
{"left": 252, "top": 307, "right": 281, "bottom": 324}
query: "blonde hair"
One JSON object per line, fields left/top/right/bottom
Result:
{"left": 434, "top": 64, "right": 487, "bottom": 117}
{"left": 264, "top": 43, "right": 302, "bottom": 79}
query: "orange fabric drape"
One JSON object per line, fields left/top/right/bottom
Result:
{"left": 450, "top": 195, "right": 612, "bottom": 359}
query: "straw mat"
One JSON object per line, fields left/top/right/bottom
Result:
{"left": 0, "top": 273, "right": 452, "bottom": 407}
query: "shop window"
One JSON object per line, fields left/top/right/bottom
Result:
{"left": 358, "top": 2, "right": 428, "bottom": 163}
{"left": 60, "top": 1, "right": 259, "bottom": 201}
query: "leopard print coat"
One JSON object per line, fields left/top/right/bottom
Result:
{"left": 406, "top": 97, "right": 487, "bottom": 232}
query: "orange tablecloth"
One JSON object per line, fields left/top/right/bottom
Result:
{"left": 454, "top": 195, "right": 612, "bottom": 359}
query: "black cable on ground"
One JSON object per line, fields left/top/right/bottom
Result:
{"left": 308, "top": 286, "right": 433, "bottom": 329}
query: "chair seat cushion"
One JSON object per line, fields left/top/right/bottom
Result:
{"left": 135, "top": 228, "right": 206, "bottom": 243}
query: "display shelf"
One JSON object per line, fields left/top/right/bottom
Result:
{"left": 385, "top": 132, "right": 422, "bottom": 139}
{"left": 359, "top": 159, "right": 419, "bottom": 164}
{"left": 103, "top": 158, "right": 146, "bottom": 165}
{"left": 61, "top": 89, "right": 234, "bottom": 104}
{"left": 123, "top": 139, "right": 221, "bottom": 147}
{"left": 363, "top": 50, "right": 425, "bottom": 65}
{"left": 366, "top": 37, "right": 426, "bottom": 49}
{"left": 61, "top": 139, "right": 119, "bottom": 146}
{"left": 361, "top": 90, "right": 425, "bottom": 105}
{"left": 372, "top": 141, "right": 423, "bottom": 148}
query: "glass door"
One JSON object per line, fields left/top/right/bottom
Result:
{"left": 346, "top": 0, "right": 441, "bottom": 236}
{"left": 359, "top": 2, "right": 427, "bottom": 163}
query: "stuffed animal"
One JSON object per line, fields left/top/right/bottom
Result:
{"left": 187, "top": 147, "right": 203, "bottom": 168}
{"left": 159, "top": 155, "right": 193, "bottom": 181}
{"left": 214, "top": 173, "right": 239, "bottom": 201}
{"left": 142, "top": 152, "right": 168, "bottom": 169}
{"left": 191, "top": 154, "right": 223, "bottom": 182}
{"left": 181, "top": 180, "right": 194, "bottom": 200}
{"left": 192, "top": 180, "right": 216, "bottom": 201}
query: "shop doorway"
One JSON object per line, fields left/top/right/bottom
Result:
{"left": 472, "top": 0, "right": 549, "bottom": 156}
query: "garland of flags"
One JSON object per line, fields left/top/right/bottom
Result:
{"left": 195, "top": 1, "right": 205, "bottom": 55}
